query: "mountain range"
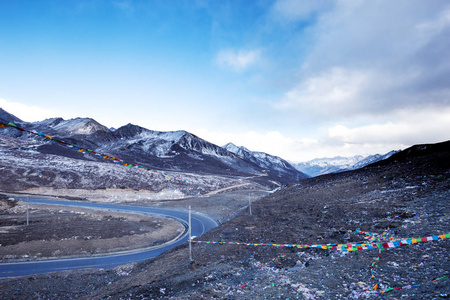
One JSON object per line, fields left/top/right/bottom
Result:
{"left": 293, "top": 151, "right": 399, "bottom": 177}
{"left": 0, "top": 108, "right": 307, "bottom": 194}
{"left": 0, "top": 107, "right": 407, "bottom": 192}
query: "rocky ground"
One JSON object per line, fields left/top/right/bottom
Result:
{"left": 0, "top": 142, "right": 449, "bottom": 299}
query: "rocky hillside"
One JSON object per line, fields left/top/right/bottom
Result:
{"left": 0, "top": 108, "right": 306, "bottom": 194}
{"left": 96, "top": 140, "right": 450, "bottom": 299}
{"left": 2, "top": 140, "right": 448, "bottom": 299}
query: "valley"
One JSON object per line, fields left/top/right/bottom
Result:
{"left": 0, "top": 108, "right": 449, "bottom": 299}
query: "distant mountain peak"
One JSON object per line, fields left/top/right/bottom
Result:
{"left": 223, "top": 143, "right": 252, "bottom": 155}
{"left": 223, "top": 142, "right": 308, "bottom": 180}
{"left": 223, "top": 142, "right": 241, "bottom": 154}
{"left": 33, "top": 117, "right": 64, "bottom": 127}
{"left": 293, "top": 151, "right": 400, "bottom": 177}
{"left": 48, "top": 117, "right": 110, "bottom": 135}
{"left": 114, "top": 123, "right": 188, "bottom": 142}
{"left": 114, "top": 123, "right": 149, "bottom": 139}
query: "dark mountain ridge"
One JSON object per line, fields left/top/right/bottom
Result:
{"left": 371, "top": 140, "right": 450, "bottom": 168}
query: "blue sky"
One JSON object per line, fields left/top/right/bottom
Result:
{"left": 1, "top": 0, "right": 449, "bottom": 162}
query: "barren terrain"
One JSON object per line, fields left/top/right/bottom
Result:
{"left": 0, "top": 141, "right": 449, "bottom": 299}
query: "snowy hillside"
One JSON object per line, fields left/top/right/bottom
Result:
{"left": 0, "top": 108, "right": 305, "bottom": 193}
{"left": 0, "top": 133, "right": 261, "bottom": 197}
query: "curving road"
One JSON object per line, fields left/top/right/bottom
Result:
{"left": 0, "top": 198, "right": 218, "bottom": 278}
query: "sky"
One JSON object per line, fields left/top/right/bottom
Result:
{"left": 0, "top": 0, "right": 449, "bottom": 162}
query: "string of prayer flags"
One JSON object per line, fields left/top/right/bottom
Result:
{"left": 0, "top": 122, "right": 185, "bottom": 182}
{"left": 190, "top": 233, "right": 449, "bottom": 252}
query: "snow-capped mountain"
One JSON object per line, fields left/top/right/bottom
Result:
{"left": 223, "top": 143, "right": 308, "bottom": 181}
{"left": 293, "top": 156, "right": 363, "bottom": 177}
{"left": 293, "top": 151, "right": 399, "bottom": 177}
{"left": 0, "top": 108, "right": 304, "bottom": 188}
{"left": 348, "top": 151, "right": 399, "bottom": 170}
{"left": 34, "top": 117, "right": 110, "bottom": 136}
{"left": 98, "top": 123, "right": 270, "bottom": 177}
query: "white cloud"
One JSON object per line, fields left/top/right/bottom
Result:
{"left": 0, "top": 98, "right": 66, "bottom": 122}
{"left": 196, "top": 104, "right": 450, "bottom": 163}
{"left": 328, "top": 107, "right": 450, "bottom": 146}
{"left": 279, "top": 67, "right": 369, "bottom": 118}
{"left": 195, "top": 128, "right": 316, "bottom": 160}
{"left": 195, "top": 128, "right": 384, "bottom": 162}
{"left": 216, "top": 48, "right": 261, "bottom": 72}
{"left": 272, "top": 1, "right": 450, "bottom": 125}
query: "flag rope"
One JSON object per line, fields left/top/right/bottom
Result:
{"left": 190, "top": 232, "right": 449, "bottom": 251}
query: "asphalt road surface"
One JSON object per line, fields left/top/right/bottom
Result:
{"left": 0, "top": 197, "right": 218, "bottom": 278}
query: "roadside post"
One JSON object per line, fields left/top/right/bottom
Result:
{"left": 189, "top": 206, "right": 193, "bottom": 263}
{"left": 249, "top": 193, "right": 252, "bottom": 216}
{"left": 26, "top": 195, "right": 29, "bottom": 226}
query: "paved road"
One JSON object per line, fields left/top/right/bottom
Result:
{"left": 0, "top": 198, "right": 218, "bottom": 278}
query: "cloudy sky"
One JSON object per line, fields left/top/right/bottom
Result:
{"left": 1, "top": 0, "right": 449, "bottom": 162}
